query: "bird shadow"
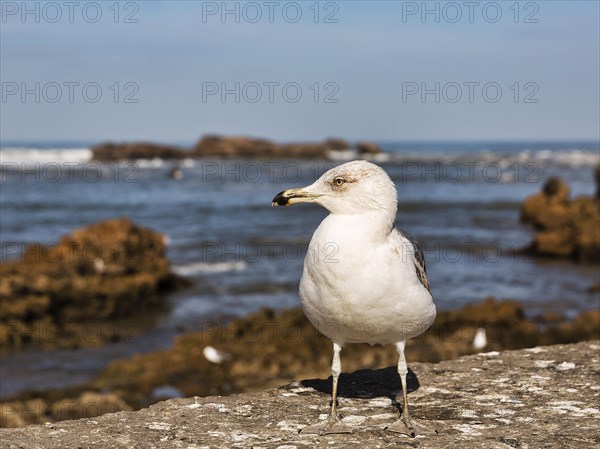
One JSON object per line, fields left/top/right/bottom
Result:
{"left": 301, "top": 366, "right": 420, "bottom": 414}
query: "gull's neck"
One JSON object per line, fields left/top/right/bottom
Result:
{"left": 326, "top": 209, "right": 395, "bottom": 242}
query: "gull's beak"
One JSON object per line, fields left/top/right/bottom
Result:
{"left": 272, "top": 188, "right": 320, "bottom": 207}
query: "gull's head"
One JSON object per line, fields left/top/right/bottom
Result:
{"left": 272, "top": 160, "right": 397, "bottom": 216}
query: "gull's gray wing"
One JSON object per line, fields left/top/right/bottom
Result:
{"left": 393, "top": 228, "right": 431, "bottom": 294}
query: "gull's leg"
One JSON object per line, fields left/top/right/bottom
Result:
{"left": 387, "top": 341, "right": 437, "bottom": 437}
{"left": 300, "top": 342, "right": 352, "bottom": 435}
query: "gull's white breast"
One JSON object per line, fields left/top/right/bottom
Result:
{"left": 299, "top": 214, "right": 436, "bottom": 346}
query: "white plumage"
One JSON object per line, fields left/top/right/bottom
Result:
{"left": 272, "top": 160, "right": 437, "bottom": 437}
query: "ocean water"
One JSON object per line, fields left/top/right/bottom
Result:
{"left": 0, "top": 141, "right": 599, "bottom": 397}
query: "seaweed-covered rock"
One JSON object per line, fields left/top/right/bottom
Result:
{"left": 48, "top": 392, "right": 131, "bottom": 422}
{"left": 0, "top": 218, "right": 187, "bottom": 351}
{"left": 90, "top": 298, "right": 598, "bottom": 410}
{"left": 520, "top": 173, "right": 600, "bottom": 263}
{"left": 1, "top": 299, "right": 598, "bottom": 428}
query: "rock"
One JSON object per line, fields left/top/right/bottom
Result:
{"left": 356, "top": 141, "right": 381, "bottom": 155}
{"left": 0, "top": 341, "right": 598, "bottom": 448}
{"left": 520, "top": 172, "right": 600, "bottom": 263}
{"left": 193, "top": 135, "right": 280, "bottom": 158}
{"left": 0, "top": 218, "right": 187, "bottom": 351}
{"left": 78, "top": 299, "right": 598, "bottom": 411}
{"left": 541, "top": 310, "right": 600, "bottom": 344}
{"left": 91, "top": 136, "right": 385, "bottom": 161}
{"left": 1, "top": 300, "right": 598, "bottom": 429}
{"left": 49, "top": 392, "right": 131, "bottom": 422}
{"left": 0, "top": 399, "right": 47, "bottom": 428}
{"left": 324, "top": 138, "right": 350, "bottom": 151}
{"left": 588, "top": 283, "right": 600, "bottom": 293}
{"left": 0, "top": 404, "right": 24, "bottom": 428}
{"left": 542, "top": 176, "right": 570, "bottom": 200}
{"left": 192, "top": 135, "right": 331, "bottom": 159}
{"left": 521, "top": 177, "right": 571, "bottom": 229}
{"left": 91, "top": 142, "right": 187, "bottom": 161}
{"left": 278, "top": 143, "right": 330, "bottom": 158}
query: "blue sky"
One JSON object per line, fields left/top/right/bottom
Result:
{"left": 1, "top": 0, "right": 599, "bottom": 143}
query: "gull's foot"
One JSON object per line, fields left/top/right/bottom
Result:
{"left": 300, "top": 413, "right": 352, "bottom": 435}
{"left": 386, "top": 416, "right": 438, "bottom": 438}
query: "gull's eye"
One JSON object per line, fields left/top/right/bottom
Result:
{"left": 333, "top": 177, "right": 345, "bottom": 187}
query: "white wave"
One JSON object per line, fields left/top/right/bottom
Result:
{"left": 327, "top": 149, "right": 357, "bottom": 161}
{"left": 0, "top": 148, "right": 93, "bottom": 167}
{"left": 369, "top": 152, "right": 392, "bottom": 163}
{"left": 381, "top": 148, "right": 599, "bottom": 168}
{"left": 530, "top": 149, "right": 600, "bottom": 168}
{"left": 181, "top": 158, "right": 196, "bottom": 168}
{"left": 328, "top": 149, "right": 395, "bottom": 163}
{"left": 2, "top": 146, "right": 597, "bottom": 170}
{"left": 172, "top": 261, "right": 247, "bottom": 276}
{"left": 132, "top": 158, "right": 195, "bottom": 170}
{"left": 134, "top": 158, "right": 166, "bottom": 169}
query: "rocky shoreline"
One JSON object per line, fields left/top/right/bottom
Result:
{"left": 1, "top": 298, "right": 598, "bottom": 428}
{"left": 1, "top": 341, "right": 598, "bottom": 448}
{"left": 0, "top": 218, "right": 188, "bottom": 352}
{"left": 91, "top": 136, "right": 382, "bottom": 161}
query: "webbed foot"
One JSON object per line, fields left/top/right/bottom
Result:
{"left": 300, "top": 413, "right": 352, "bottom": 435}
{"left": 386, "top": 416, "right": 438, "bottom": 437}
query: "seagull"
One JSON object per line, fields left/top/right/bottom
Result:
{"left": 272, "top": 160, "right": 437, "bottom": 437}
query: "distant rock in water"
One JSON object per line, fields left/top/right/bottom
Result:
{"left": 92, "top": 142, "right": 187, "bottom": 161}
{"left": 323, "top": 138, "right": 350, "bottom": 151}
{"left": 356, "top": 141, "right": 381, "bottom": 155}
{"left": 192, "top": 135, "right": 331, "bottom": 158}
{"left": 90, "top": 135, "right": 383, "bottom": 161}
{"left": 0, "top": 218, "right": 188, "bottom": 351}
{"left": 520, "top": 168, "right": 600, "bottom": 263}
{"left": 193, "top": 135, "right": 379, "bottom": 158}
{"left": 169, "top": 165, "right": 183, "bottom": 180}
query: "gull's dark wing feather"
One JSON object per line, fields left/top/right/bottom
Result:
{"left": 393, "top": 228, "right": 431, "bottom": 294}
